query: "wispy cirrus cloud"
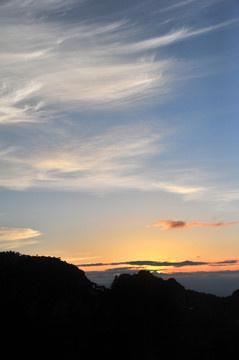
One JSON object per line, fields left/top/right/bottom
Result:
{"left": 0, "top": 227, "right": 41, "bottom": 241}
{"left": 0, "top": 116, "right": 236, "bottom": 201}
{"left": 0, "top": 121, "right": 212, "bottom": 196}
{"left": 118, "top": 19, "right": 237, "bottom": 54}
{"left": 0, "top": 10, "right": 173, "bottom": 123}
{"left": 0, "top": 227, "right": 42, "bottom": 249}
{"left": 0, "top": 123, "right": 165, "bottom": 191}
{"left": 0, "top": 0, "right": 237, "bottom": 203}
{"left": 152, "top": 219, "right": 239, "bottom": 230}
{"left": 0, "top": 0, "right": 237, "bottom": 124}
{"left": 155, "top": 183, "right": 205, "bottom": 195}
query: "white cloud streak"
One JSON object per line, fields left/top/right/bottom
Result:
{"left": 120, "top": 19, "right": 237, "bottom": 54}
{"left": 0, "top": 227, "right": 41, "bottom": 241}
{"left": 0, "top": 227, "right": 42, "bottom": 250}
{"left": 155, "top": 183, "right": 205, "bottom": 195}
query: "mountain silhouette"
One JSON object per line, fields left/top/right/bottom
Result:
{"left": 0, "top": 251, "right": 239, "bottom": 359}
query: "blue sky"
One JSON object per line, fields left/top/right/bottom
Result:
{"left": 0, "top": 0, "right": 239, "bottom": 294}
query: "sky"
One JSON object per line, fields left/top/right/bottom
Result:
{"left": 0, "top": 0, "right": 239, "bottom": 295}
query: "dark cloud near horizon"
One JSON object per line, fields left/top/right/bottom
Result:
{"left": 216, "top": 260, "right": 238, "bottom": 264}
{"left": 77, "top": 260, "right": 207, "bottom": 267}
{"left": 78, "top": 259, "right": 238, "bottom": 268}
{"left": 153, "top": 219, "right": 239, "bottom": 229}
{"left": 211, "top": 260, "right": 239, "bottom": 267}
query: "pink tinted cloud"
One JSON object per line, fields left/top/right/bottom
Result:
{"left": 153, "top": 219, "right": 239, "bottom": 230}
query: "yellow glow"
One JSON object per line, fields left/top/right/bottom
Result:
{"left": 44, "top": 221, "right": 239, "bottom": 278}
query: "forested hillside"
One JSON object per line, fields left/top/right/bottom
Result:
{"left": 0, "top": 252, "right": 239, "bottom": 359}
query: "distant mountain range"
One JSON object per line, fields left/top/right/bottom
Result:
{"left": 1, "top": 251, "right": 239, "bottom": 359}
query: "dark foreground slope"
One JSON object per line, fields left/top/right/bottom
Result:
{"left": 0, "top": 252, "right": 239, "bottom": 359}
